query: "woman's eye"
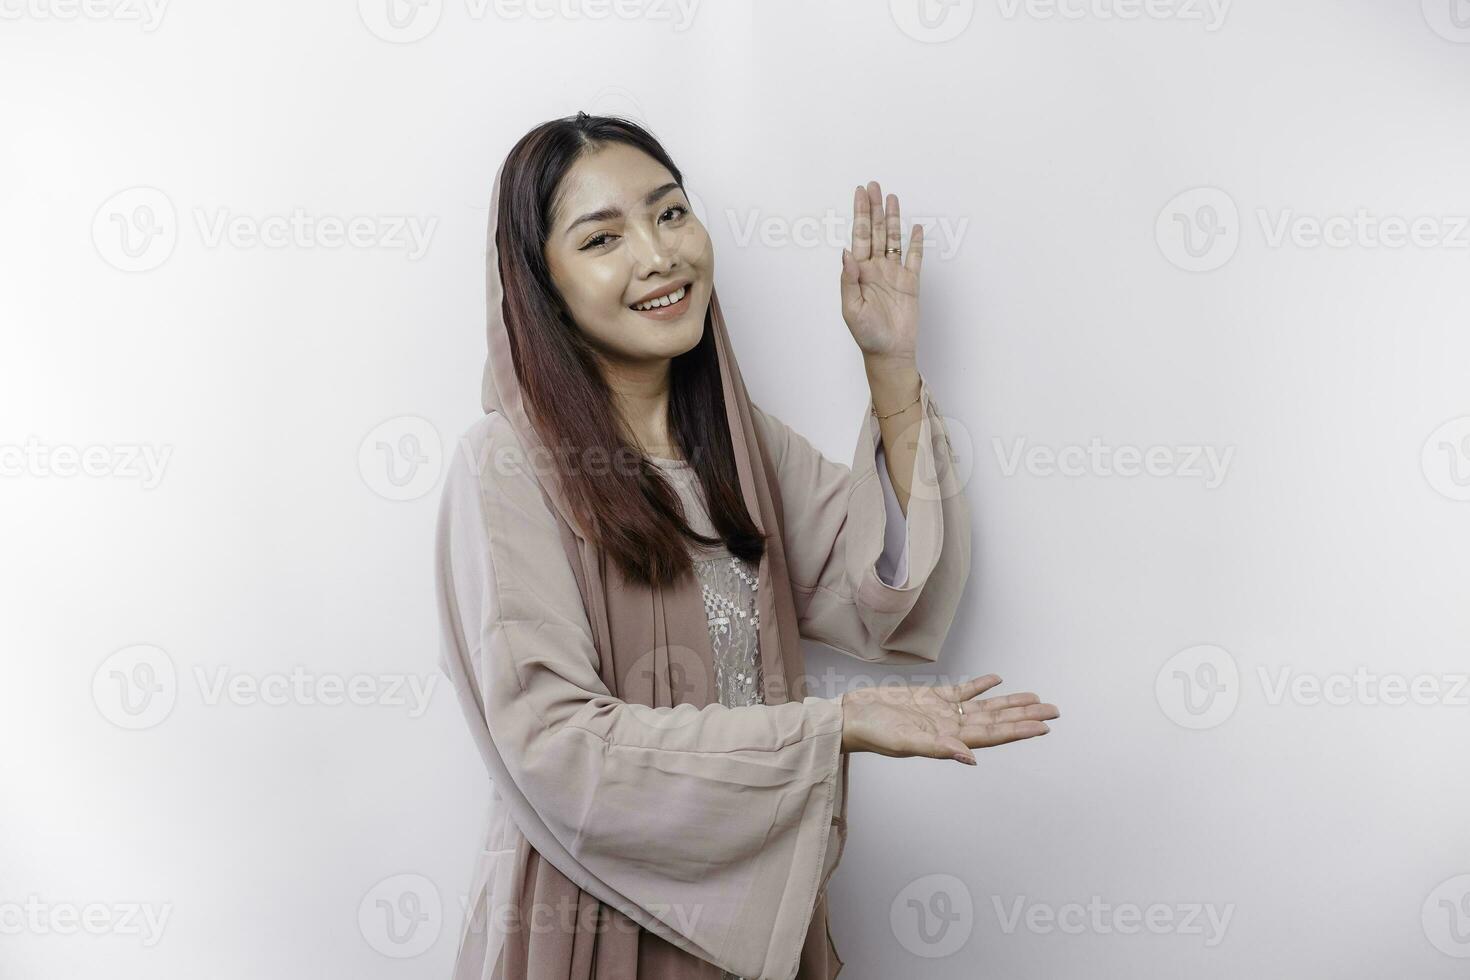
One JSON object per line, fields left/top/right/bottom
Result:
{"left": 580, "top": 207, "right": 684, "bottom": 250}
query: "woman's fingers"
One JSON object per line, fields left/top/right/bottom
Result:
{"left": 852, "top": 184, "right": 872, "bottom": 262}
{"left": 973, "top": 691, "right": 1039, "bottom": 711}
{"left": 964, "top": 719, "right": 1051, "bottom": 748}
{"left": 937, "top": 673, "right": 1004, "bottom": 703}
{"left": 981, "top": 702, "right": 1060, "bottom": 726}
{"left": 905, "top": 222, "right": 924, "bottom": 276}
{"left": 886, "top": 191, "right": 902, "bottom": 258}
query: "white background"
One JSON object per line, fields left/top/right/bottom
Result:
{"left": 4, "top": 0, "right": 1469, "bottom": 976}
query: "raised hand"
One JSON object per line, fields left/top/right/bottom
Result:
{"left": 840, "top": 179, "right": 924, "bottom": 363}
{"left": 839, "top": 674, "right": 1059, "bottom": 765}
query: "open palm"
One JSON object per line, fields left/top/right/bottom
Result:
{"left": 841, "top": 674, "right": 1059, "bottom": 765}
{"left": 839, "top": 179, "right": 924, "bottom": 361}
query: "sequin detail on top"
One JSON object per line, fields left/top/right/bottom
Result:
{"left": 697, "top": 554, "right": 765, "bottom": 712}
{"left": 697, "top": 554, "right": 763, "bottom": 980}
{"left": 649, "top": 457, "right": 765, "bottom": 980}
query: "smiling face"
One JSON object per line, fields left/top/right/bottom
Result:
{"left": 543, "top": 142, "right": 713, "bottom": 377}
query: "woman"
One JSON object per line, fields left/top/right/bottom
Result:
{"left": 434, "top": 112, "right": 1059, "bottom": 980}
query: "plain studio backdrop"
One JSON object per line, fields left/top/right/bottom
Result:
{"left": 3, "top": 1, "right": 1468, "bottom": 977}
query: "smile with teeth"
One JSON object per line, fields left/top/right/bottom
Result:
{"left": 630, "top": 284, "right": 688, "bottom": 311}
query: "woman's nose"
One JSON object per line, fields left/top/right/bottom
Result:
{"left": 628, "top": 221, "right": 678, "bottom": 273}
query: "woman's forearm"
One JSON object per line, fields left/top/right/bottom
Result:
{"left": 864, "top": 352, "right": 923, "bottom": 516}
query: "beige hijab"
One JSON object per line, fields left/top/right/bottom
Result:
{"left": 478, "top": 153, "right": 842, "bottom": 978}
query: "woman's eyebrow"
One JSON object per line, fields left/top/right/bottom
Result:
{"left": 563, "top": 181, "right": 682, "bottom": 237}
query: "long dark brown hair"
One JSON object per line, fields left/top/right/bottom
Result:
{"left": 495, "top": 112, "right": 766, "bottom": 588}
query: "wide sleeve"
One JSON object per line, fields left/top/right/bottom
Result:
{"left": 751, "top": 377, "right": 971, "bottom": 665}
{"left": 875, "top": 444, "right": 910, "bottom": 587}
{"left": 434, "top": 412, "right": 845, "bottom": 980}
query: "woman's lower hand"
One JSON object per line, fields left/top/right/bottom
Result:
{"left": 839, "top": 674, "right": 1058, "bottom": 765}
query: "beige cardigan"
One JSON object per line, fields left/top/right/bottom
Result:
{"left": 435, "top": 383, "right": 971, "bottom": 979}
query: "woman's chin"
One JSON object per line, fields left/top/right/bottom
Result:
{"left": 623, "top": 308, "right": 707, "bottom": 358}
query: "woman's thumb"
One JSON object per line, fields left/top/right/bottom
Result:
{"left": 936, "top": 735, "right": 976, "bottom": 766}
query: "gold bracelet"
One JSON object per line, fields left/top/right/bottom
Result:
{"left": 871, "top": 386, "right": 922, "bottom": 420}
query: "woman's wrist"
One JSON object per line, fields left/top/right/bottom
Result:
{"left": 863, "top": 354, "right": 921, "bottom": 414}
